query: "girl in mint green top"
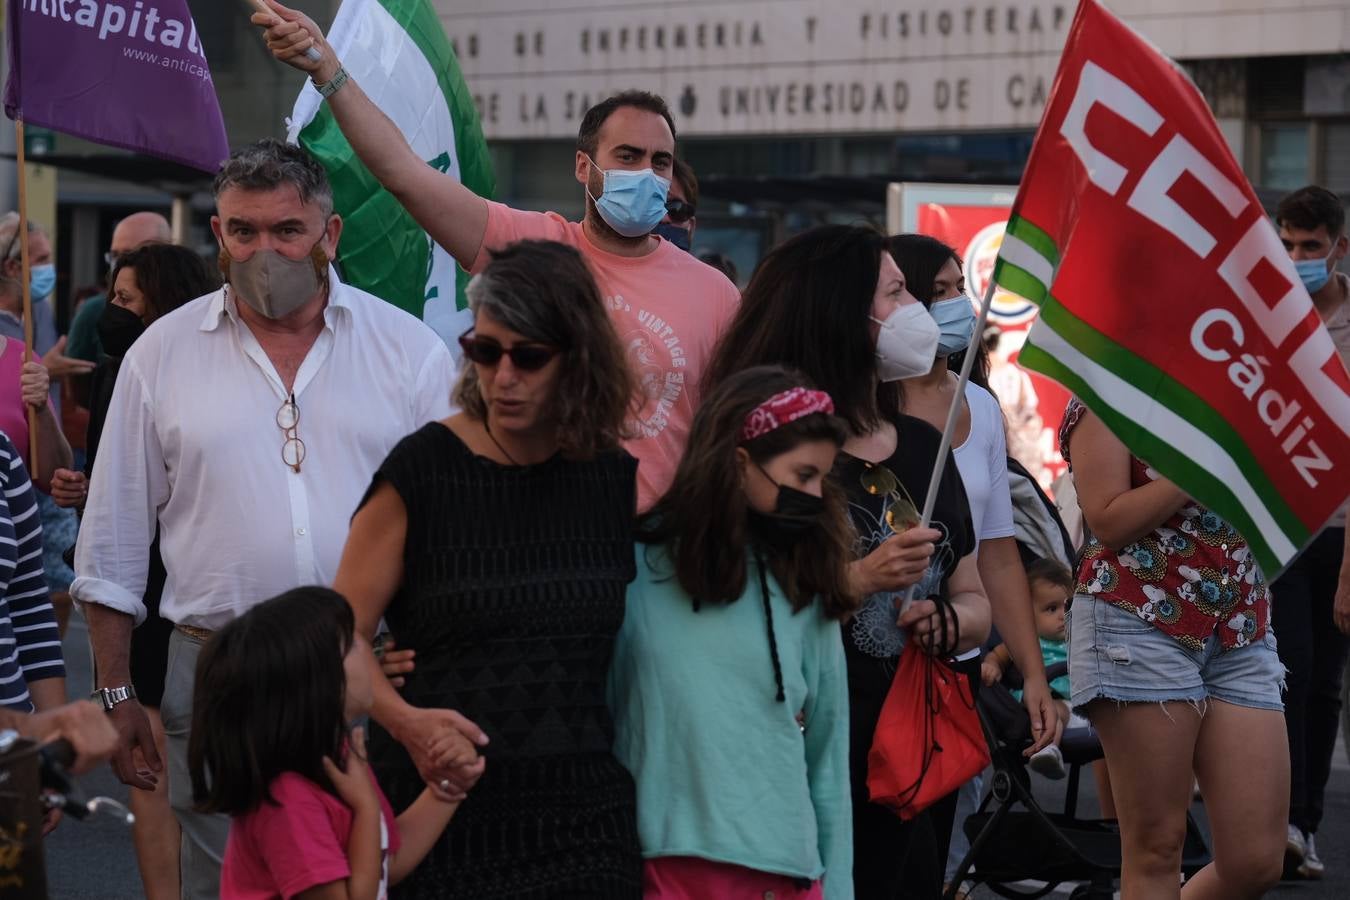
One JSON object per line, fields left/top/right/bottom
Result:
{"left": 608, "top": 366, "right": 860, "bottom": 900}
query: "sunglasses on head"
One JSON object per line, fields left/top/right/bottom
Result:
{"left": 665, "top": 199, "right": 696, "bottom": 224}
{"left": 457, "top": 329, "right": 560, "bottom": 371}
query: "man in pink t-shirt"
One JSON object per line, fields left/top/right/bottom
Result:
{"left": 469, "top": 198, "right": 736, "bottom": 508}
{"left": 262, "top": 8, "right": 739, "bottom": 509}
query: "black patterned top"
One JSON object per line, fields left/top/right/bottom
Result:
{"left": 362, "top": 422, "right": 642, "bottom": 899}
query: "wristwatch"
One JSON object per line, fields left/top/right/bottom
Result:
{"left": 92, "top": 684, "right": 137, "bottom": 712}
{"left": 313, "top": 65, "right": 349, "bottom": 99}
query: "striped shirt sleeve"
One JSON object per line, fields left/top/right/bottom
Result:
{"left": 0, "top": 437, "right": 64, "bottom": 685}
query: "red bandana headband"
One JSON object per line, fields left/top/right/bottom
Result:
{"left": 739, "top": 387, "right": 835, "bottom": 443}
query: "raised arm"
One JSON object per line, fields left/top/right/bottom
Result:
{"left": 253, "top": 1, "right": 489, "bottom": 268}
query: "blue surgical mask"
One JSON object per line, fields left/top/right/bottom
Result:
{"left": 1294, "top": 256, "right": 1332, "bottom": 294}
{"left": 586, "top": 155, "right": 670, "bottom": 238}
{"left": 29, "top": 263, "right": 55, "bottom": 299}
{"left": 929, "top": 293, "right": 977, "bottom": 357}
{"left": 654, "top": 223, "right": 692, "bottom": 252}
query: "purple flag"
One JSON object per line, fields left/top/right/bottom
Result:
{"left": 5, "top": 0, "right": 228, "bottom": 173}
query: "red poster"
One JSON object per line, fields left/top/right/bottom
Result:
{"left": 915, "top": 202, "right": 1071, "bottom": 486}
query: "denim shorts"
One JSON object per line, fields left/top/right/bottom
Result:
{"left": 1067, "top": 596, "right": 1285, "bottom": 715}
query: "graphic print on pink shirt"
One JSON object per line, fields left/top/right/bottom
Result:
{"left": 472, "top": 202, "right": 739, "bottom": 510}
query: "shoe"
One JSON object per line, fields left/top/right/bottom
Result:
{"left": 1299, "top": 833, "right": 1324, "bottom": 880}
{"left": 1283, "top": 824, "right": 1307, "bottom": 880}
{"left": 1028, "top": 744, "right": 1067, "bottom": 780}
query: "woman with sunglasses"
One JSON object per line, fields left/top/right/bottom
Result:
{"left": 703, "top": 224, "right": 991, "bottom": 899}
{"left": 334, "top": 239, "right": 643, "bottom": 898}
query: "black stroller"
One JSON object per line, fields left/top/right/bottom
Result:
{"left": 942, "top": 661, "right": 1212, "bottom": 899}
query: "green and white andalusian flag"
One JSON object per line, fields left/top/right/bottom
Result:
{"left": 286, "top": 0, "right": 494, "bottom": 348}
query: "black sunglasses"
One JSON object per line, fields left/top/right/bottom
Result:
{"left": 458, "top": 330, "right": 560, "bottom": 371}
{"left": 665, "top": 199, "right": 696, "bottom": 224}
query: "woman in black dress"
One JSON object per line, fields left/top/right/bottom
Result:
{"left": 49, "top": 244, "right": 218, "bottom": 900}
{"left": 334, "top": 240, "right": 642, "bottom": 898}
{"left": 702, "top": 224, "right": 991, "bottom": 899}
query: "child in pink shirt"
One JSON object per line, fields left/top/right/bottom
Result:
{"left": 190, "top": 587, "right": 482, "bottom": 899}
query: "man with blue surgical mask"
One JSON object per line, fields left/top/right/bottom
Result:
{"left": 1272, "top": 184, "right": 1350, "bottom": 883}
{"left": 254, "top": 0, "right": 740, "bottom": 513}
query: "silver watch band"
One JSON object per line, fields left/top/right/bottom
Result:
{"left": 313, "top": 66, "right": 349, "bottom": 100}
{"left": 92, "top": 684, "right": 137, "bottom": 712}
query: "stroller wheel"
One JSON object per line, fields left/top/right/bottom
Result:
{"left": 1069, "top": 883, "right": 1114, "bottom": 900}
{"left": 992, "top": 770, "right": 1013, "bottom": 802}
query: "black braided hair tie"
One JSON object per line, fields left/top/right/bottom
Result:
{"left": 753, "top": 548, "right": 787, "bottom": 703}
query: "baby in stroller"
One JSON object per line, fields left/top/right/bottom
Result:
{"left": 981, "top": 557, "right": 1085, "bottom": 780}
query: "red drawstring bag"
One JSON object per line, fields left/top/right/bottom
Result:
{"left": 866, "top": 647, "right": 991, "bottom": 820}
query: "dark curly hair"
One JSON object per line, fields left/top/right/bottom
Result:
{"left": 212, "top": 137, "right": 333, "bottom": 216}
{"left": 454, "top": 240, "right": 638, "bottom": 458}
{"left": 110, "top": 244, "right": 220, "bottom": 323}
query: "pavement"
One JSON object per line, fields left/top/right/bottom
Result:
{"left": 42, "top": 611, "right": 1350, "bottom": 899}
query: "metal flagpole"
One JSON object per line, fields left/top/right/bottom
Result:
{"left": 903, "top": 272, "right": 1001, "bottom": 610}
{"left": 13, "top": 116, "right": 39, "bottom": 480}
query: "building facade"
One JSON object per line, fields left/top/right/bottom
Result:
{"left": 5, "top": 0, "right": 1346, "bottom": 318}
{"left": 439, "top": 0, "right": 1350, "bottom": 276}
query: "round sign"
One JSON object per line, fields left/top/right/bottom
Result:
{"left": 964, "top": 221, "right": 1040, "bottom": 327}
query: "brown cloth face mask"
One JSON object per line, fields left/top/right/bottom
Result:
{"left": 220, "top": 243, "right": 330, "bottom": 319}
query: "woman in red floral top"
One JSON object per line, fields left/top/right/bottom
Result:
{"left": 1062, "top": 400, "right": 1287, "bottom": 900}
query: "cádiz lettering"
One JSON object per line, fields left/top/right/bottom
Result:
{"left": 1190, "top": 310, "right": 1332, "bottom": 488}
{"left": 21, "top": 0, "right": 206, "bottom": 59}
{"left": 1056, "top": 58, "right": 1349, "bottom": 488}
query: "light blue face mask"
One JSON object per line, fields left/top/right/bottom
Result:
{"left": 929, "top": 293, "right": 978, "bottom": 357}
{"left": 29, "top": 263, "right": 56, "bottom": 299}
{"left": 586, "top": 155, "right": 670, "bottom": 238}
{"left": 1294, "top": 256, "right": 1332, "bottom": 294}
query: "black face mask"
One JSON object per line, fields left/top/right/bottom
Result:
{"left": 747, "top": 466, "right": 826, "bottom": 553}
{"left": 97, "top": 302, "right": 146, "bottom": 358}
{"left": 654, "top": 223, "right": 692, "bottom": 253}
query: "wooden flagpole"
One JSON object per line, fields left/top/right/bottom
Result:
{"left": 13, "top": 116, "right": 39, "bottom": 480}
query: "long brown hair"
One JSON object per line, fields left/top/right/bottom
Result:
{"left": 703, "top": 224, "right": 898, "bottom": 433}
{"left": 454, "top": 240, "right": 637, "bottom": 458}
{"left": 639, "top": 365, "right": 858, "bottom": 620}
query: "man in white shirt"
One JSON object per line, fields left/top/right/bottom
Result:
{"left": 72, "top": 139, "right": 456, "bottom": 898}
